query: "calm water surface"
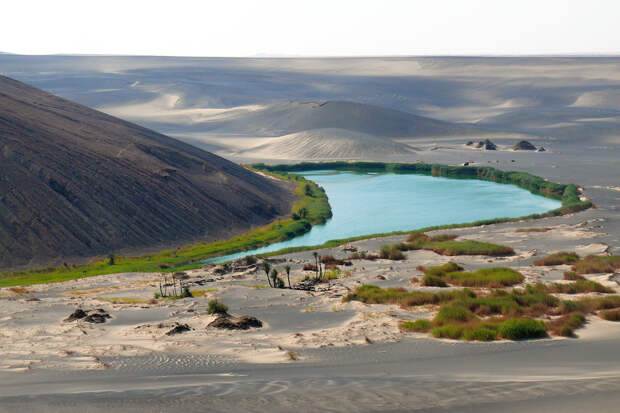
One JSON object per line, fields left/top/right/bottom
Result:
{"left": 209, "top": 171, "right": 561, "bottom": 262}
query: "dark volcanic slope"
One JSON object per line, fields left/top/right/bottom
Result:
{"left": 209, "top": 100, "right": 479, "bottom": 137}
{"left": 0, "top": 75, "right": 293, "bottom": 269}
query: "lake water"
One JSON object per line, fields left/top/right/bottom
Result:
{"left": 208, "top": 170, "right": 561, "bottom": 263}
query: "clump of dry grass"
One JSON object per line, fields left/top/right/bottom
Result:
{"left": 531, "top": 280, "right": 614, "bottom": 294}
{"left": 534, "top": 252, "right": 580, "bottom": 266}
{"left": 599, "top": 309, "right": 620, "bottom": 321}
{"left": 546, "top": 312, "right": 586, "bottom": 336}
{"left": 572, "top": 255, "right": 620, "bottom": 274}
{"left": 515, "top": 227, "right": 551, "bottom": 233}
{"left": 563, "top": 271, "right": 585, "bottom": 281}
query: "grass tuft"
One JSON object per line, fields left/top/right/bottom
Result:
{"left": 599, "top": 309, "right": 620, "bottom": 321}
{"left": 420, "top": 263, "right": 523, "bottom": 288}
{"left": 499, "top": 318, "right": 547, "bottom": 340}
{"left": 207, "top": 299, "right": 228, "bottom": 315}
{"left": 546, "top": 312, "right": 586, "bottom": 337}
{"left": 400, "top": 319, "right": 433, "bottom": 332}
{"left": 572, "top": 255, "right": 620, "bottom": 274}
{"left": 533, "top": 252, "right": 580, "bottom": 266}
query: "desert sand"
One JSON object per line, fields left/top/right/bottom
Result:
{"left": 0, "top": 55, "right": 619, "bottom": 412}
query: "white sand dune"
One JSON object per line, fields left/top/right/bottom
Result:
{"left": 235, "top": 128, "right": 417, "bottom": 160}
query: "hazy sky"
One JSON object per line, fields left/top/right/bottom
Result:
{"left": 2, "top": 0, "right": 619, "bottom": 56}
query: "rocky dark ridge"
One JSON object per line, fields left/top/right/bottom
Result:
{"left": 0, "top": 75, "right": 294, "bottom": 269}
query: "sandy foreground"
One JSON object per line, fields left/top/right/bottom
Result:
{"left": 1, "top": 214, "right": 619, "bottom": 412}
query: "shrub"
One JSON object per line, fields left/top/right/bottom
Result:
{"left": 463, "top": 326, "right": 498, "bottom": 341}
{"left": 533, "top": 252, "right": 580, "bottom": 266}
{"left": 536, "top": 280, "right": 614, "bottom": 294}
{"left": 343, "top": 285, "right": 474, "bottom": 307}
{"left": 563, "top": 271, "right": 585, "bottom": 281}
{"left": 600, "top": 309, "right": 620, "bottom": 321}
{"left": 400, "top": 319, "right": 432, "bottom": 332}
{"left": 432, "top": 325, "right": 465, "bottom": 339}
{"left": 499, "top": 318, "right": 546, "bottom": 340}
{"left": 572, "top": 255, "right": 620, "bottom": 274}
{"left": 379, "top": 245, "right": 406, "bottom": 260}
{"left": 181, "top": 287, "right": 192, "bottom": 298}
{"left": 434, "top": 305, "right": 478, "bottom": 325}
{"left": 442, "top": 267, "right": 524, "bottom": 287}
{"left": 423, "top": 240, "right": 514, "bottom": 257}
{"left": 422, "top": 262, "right": 463, "bottom": 277}
{"left": 557, "top": 295, "right": 620, "bottom": 315}
{"left": 207, "top": 299, "right": 228, "bottom": 315}
{"left": 546, "top": 312, "right": 586, "bottom": 336}
{"left": 422, "top": 274, "right": 448, "bottom": 287}
{"left": 324, "top": 269, "right": 341, "bottom": 280}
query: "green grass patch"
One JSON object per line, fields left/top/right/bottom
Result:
{"left": 572, "top": 255, "right": 620, "bottom": 274}
{"left": 432, "top": 324, "right": 466, "bottom": 339}
{"left": 400, "top": 319, "right": 433, "bottom": 332}
{"left": 419, "top": 263, "right": 523, "bottom": 288}
{"left": 434, "top": 305, "right": 478, "bottom": 325}
{"left": 499, "top": 318, "right": 547, "bottom": 340}
{"left": 463, "top": 326, "right": 498, "bottom": 341}
{"left": 379, "top": 245, "right": 406, "bottom": 260}
{"left": 531, "top": 280, "right": 614, "bottom": 294}
{"left": 533, "top": 251, "right": 580, "bottom": 266}
{"left": 189, "top": 288, "right": 218, "bottom": 297}
{"left": 546, "top": 312, "right": 586, "bottom": 337}
{"left": 343, "top": 284, "right": 475, "bottom": 307}
{"left": 563, "top": 271, "right": 585, "bottom": 281}
{"left": 423, "top": 240, "right": 515, "bottom": 257}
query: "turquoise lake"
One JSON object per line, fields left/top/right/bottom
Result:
{"left": 208, "top": 170, "right": 561, "bottom": 263}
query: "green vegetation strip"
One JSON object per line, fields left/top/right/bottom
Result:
{"left": 0, "top": 161, "right": 593, "bottom": 286}
{"left": 0, "top": 169, "right": 331, "bottom": 287}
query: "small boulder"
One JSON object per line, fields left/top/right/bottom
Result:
{"left": 83, "top": 312, "right": 110, "bottom": 324}
{"left": 166, "top": 323, "right": 192, "bottom": 336}
{"left": 537, "top": 146, "right": 546, "bottom": 152}
{"left": 465, "top": 141, "right": 474, "bottom": 146}
{"left": 513, "top": 140, "right": 537, "bottom": 150}
{"left": 208, "top": 315, "right": 263, "bottom": 330}
{"left": 65, "top": 308, "right": 111, "bottom": 323}
{"left": 64, "top": 309, "right": 88, "bottom": 322}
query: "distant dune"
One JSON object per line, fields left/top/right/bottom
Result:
{"left": 235, "top": 128, "right": 418, "bottom": 160}
{"left": 208, "top": 100, "right": 480, "bottom": 138}
{"left": 0, "top": 76, "right": 293, "bottom": 269}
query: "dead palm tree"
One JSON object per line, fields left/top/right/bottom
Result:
{"left": 285, "top": 265, "right": 291, "bottom": 288}
{"left": 312, "top": 252, "right": 319, "bottom": 279}
{"left": 262, "top": 261, "right": 273, "bottom": 288}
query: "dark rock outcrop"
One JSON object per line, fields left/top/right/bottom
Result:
{"left": 483, "top": 139, "right": 497, "bottom": 150}
{"left": 513, "top": 140, "right": 537, "bottom": 150}
{"left": 64, "top": 308, "right": 111, "bottom": 323}
{"left": 0, "top": 75, "right": 294, "bottom": 269}
{"left": 166, "top": 323, "right": 192, "bottom": 335}
{"left": 208, "top": 315, "right": 263, "bottom": 330}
